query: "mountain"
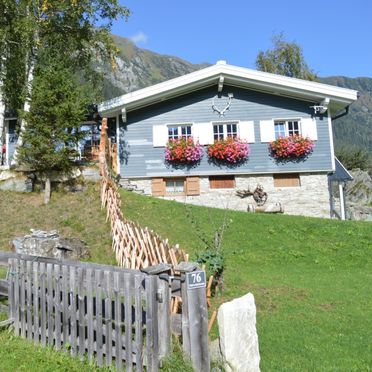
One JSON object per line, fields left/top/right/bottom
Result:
{"left": 103, "top": 34, "right": 372, "bottom": 154}
{"left": 100, "top": 35, "right": 208, "bottom": 99}
{"left": 319, "top": 77, "right": 372, "bottom": 153}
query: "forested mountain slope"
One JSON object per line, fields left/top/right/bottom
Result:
{"left": 103, "top": 34, "right": 372, "bottom": 153}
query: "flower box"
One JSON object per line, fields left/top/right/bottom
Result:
{"left": 208, "top": 137, "right": 250, "bottom": 164}
{"left": 269, "top": 135, "right": 314, "bottom": 159}
{"left": 165, "top": 137, "right": 203, "bottom": 163}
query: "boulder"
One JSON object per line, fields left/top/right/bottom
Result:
{"left": 217, "top": 293, "right": 260, "bottom": 372}
{"left": 0, "top": 170, "right": 32, "bottom": 192}
{"left": 347, "top": 170, "right": 372, "bottom": 204}
{"left": 12, "top": 229, "right": 89, "bottom": 260}
{"left": 82, "top": 166, "right": 101, "bottom": 182}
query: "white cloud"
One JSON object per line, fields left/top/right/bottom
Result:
{"left": 129, "top": 32, "right": 148, "bottom": 45}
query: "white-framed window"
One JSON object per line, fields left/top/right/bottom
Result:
{"left": 274, "top": 119, "right": 301, "bottom": 139}
{"left": 165, "top": 178, "right": 185, "bottom": 194}
{"left": 213, "top": 121, "right": 238, "bottom": 141}
{"left": 167, "top": 124, "right": 192, "bottom": 140}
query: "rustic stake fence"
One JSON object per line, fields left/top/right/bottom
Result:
{"left": 98, "top": 118, "right": 210, "bottom": 371}
{"left": 99, "top": 118, "right": 189, "bottom": 270}
{"left": 2, "top": 252, "right": 170, "bottom": 371}
{"left": 0, "top": 119, "right": 211, "bottom": 372}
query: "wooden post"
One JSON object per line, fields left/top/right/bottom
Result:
{"left": 141, "top": 263, "right": 172, "bottom": 364}
{"left": 177, "top": 262, "right": 210, "bottom": 372}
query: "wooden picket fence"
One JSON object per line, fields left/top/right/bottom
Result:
{"left": 99, "top": 118, "right": 189, "bottom": 270}
{"left": 5, "top": 253, "right": 170, "bottom": 371}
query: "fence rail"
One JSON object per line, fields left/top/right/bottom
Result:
{"left": 99, "top": 118, "right": 189, "bottom": 270}
{"left": 5, "top": 253, "right": 170, "bottom": 371}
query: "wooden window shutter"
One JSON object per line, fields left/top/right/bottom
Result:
{"left": 152, "top": 125, "right": 168, "bottom": 147}
{"left": 239, "top": 121, "right": 255, "bottom": 143}
{"left": 273, "top": 174, "right": 301, "bottom": 187}
{"left": 209, "top": 175, "right": 235, "bottom": 189}
{"left": 301, "top": 118, "right": 318, "bottom": 140}
{"left": 186, "top": 177, "right": 200, "bottom": 195}
{"left": 152, "top": 178, "right": 165, "bottom": 196}
{"left": 260, "top": 120, "right": 275, "bottom": 142}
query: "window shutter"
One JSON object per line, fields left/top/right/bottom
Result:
{"left": 193, "top": 122, "right": 214, "bottom": 145}
{"left": 152, "top": 178, "right": 165, "bottom": 196}
{"left": 209, "top": 175, "right": 235, "bottom": 189}
{"left": 152, "top": 125, "right": 168, "bottom": 147}
{"left": 273, "top": 174, "right": 301, "bottom": 187}
{"left": 260, "top": 120, "right": 275, "bottom": 142}
{"left": 301, "top": 118, "right": 318, "bottom": 140}
{"left": 238, "top": 121, "right": 255, "bottom": 143}
{"left": 186, "top": 177, "right": 200, "bottom": 195}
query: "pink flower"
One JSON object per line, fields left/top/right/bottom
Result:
{"left": 269, "top": 135, "right": 314, "bottom": 159}
{"left": 165, "top": 137, "right": 203, "bottom": 163}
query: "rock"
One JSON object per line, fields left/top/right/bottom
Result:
{"left": 346, "top": 169, "right": 372, "bottom": 206}
{"left": 12, "top": 229, "right": 89, "bottom": 260}
{"left": 0, "top": 170, "right": 32, "bottom": 192}
{"left": 345, "top": 170, "right": 372, "bottom": 221}
{"left": 37, "top": 168, "right": 81, "bottom": 182}
{"left": 217, "top": 293, "right": 260, "bottom": 372}
{"left": 348, "top": 204, "right": 372, "bottom": 221}
{"left": 82, "top": 166, "right": 101, "bottom": 182}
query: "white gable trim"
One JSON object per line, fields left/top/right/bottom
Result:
{"left": 328, "top": 111, "right": 336, "bottom": 172}
{"left": 98, "top": 62, "right": 358, "bottom": 116}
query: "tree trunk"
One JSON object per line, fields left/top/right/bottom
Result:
{"left": 0, "top": 85, "right": 5, "bottom": 166}
{"left": 11, "top": 56, "right": 35, "bottom": 166}
{"left": 44, "top": 177, "right": 51, "bottom": 204}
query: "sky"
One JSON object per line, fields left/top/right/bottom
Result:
{"left": 112, "top": 0, "right": 372, "bottom": 78}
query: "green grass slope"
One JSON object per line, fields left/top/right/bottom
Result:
{"left": 120, "top": 190, "right": 372, "bottom": 371}
{"left": 0, "top": 187, "right": 371, "bottom": 370}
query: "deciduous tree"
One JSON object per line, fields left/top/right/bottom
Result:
{"left": 7, "top": 1, "right": 129, "bottom": 202}
{"left": 256, "top": 33, "right": 317, "bottom": 81}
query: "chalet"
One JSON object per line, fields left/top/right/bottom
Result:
{"left": 91, "top": 63, "right": 357, "bottom": 217}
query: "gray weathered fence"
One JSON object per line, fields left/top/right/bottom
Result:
{"left": 4, "top": 253, "right": 170, "bottom": 371}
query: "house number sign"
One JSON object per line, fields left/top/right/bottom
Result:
{"left": 186, "top": 270, "right": 206, "bottom": 289}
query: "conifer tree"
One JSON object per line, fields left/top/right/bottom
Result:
{"left": 6, "top": 1, "right": 129, "bottom": 202}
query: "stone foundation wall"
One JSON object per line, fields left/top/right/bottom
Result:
{"left": 126, "top": 173, "right": 331, "bottom": 219}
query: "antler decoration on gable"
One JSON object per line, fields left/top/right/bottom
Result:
{"left": 212, "top": 94, "right": 233, "bottom": 117}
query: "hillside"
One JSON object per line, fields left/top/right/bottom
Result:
{"left": 0, "top": 187, "right": 371, "bottom": 370}
{"left": 100, "top": 35, "right": 208, "bottom": 99}
{"left": 320, "top": 76, "right": 372, "bottom": 153}
{"left": 103, "top": 34, "right": 372, "bottom": 154}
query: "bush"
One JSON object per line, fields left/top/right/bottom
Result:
{"left": 336, "top": 147, "right": 369, "bottom": 170}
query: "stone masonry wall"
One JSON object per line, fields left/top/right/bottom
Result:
{"left": 125, "top": 173, "right": 331, "bottom": 218}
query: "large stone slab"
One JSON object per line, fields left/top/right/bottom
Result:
{"left": 12, "top": 229, "right": 89, "bottom": 260}
{"left": 0, "top": 170, "right": 32, "bottom": 192}
{"left": 217, "top": 293, "right": 260, "bottom": 372}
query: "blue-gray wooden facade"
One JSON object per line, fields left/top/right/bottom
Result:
{"left": 117, "top": 85, "right": 333, "bottom": 178}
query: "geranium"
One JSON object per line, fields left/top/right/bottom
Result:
{"left": 208, "top": 137, "right": 250, "bottom": 163}
{"left": 269, "top": 135, "right": 314, "bottom": 159}
{"left": 165, "top": 137, "right": 203, "bottom": 163}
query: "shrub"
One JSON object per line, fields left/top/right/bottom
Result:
{"left": 269, "top": 135, "right": 314, "bottom": 159}
{"left": 208, "top": 137, "right": 250, "bottom": 163}
{"left": 336, "top": 147, "right": 369, "bottom": 170}
{"left": 164, "top": 137, "right": 203, "bottom": 163}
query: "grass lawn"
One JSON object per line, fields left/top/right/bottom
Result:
{"left": 119, "top": 190, "right": 372, "bottom": 371}
{"left": 0, "top": 185, "right": 371, "bottom": 371}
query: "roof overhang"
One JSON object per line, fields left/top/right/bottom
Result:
{"left": 98, "top": 61, "right": 359, "bottom": 117}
